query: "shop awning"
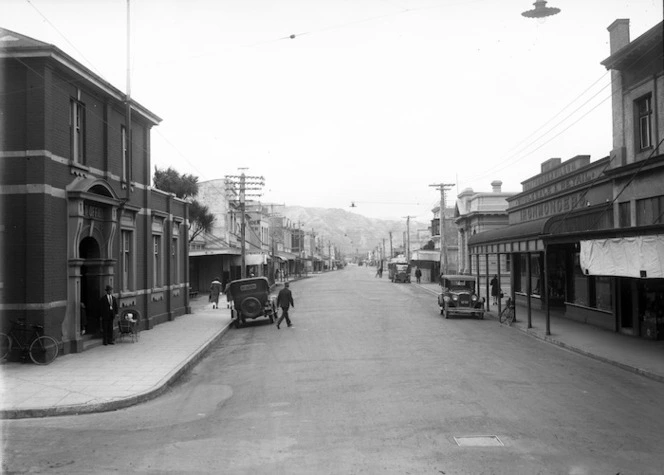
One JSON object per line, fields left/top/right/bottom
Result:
{"left": 410, "top": 250, "right": 440, "bottom": 261}
{"left": 580, "top": 235, "right": 664, "bottom": 278}
{"left": 245, "top": 253, "right": 267, "bottom": 266}
{"left": 189, "top": 248, "right": 242, "bottom": 257}
{"left": 275, "top": 251, "right": 297, "bottom": 261}
{"left": 468, "top": 206, "right": 614, "bottom": 255}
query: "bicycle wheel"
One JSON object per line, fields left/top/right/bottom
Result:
{"left": 498, "top": 308, "right": 507, "bottom": 324}
{"left": 507, "top": 307, "right": 514, "bottom": 325}
{"left": 504, "top": 308, "right": 515, "bottom": 326}
{"left": 29, "top": 336, "right": 58, "bottom": 365}
{"left": 0, "top": 333, "right": 11, "bottom": 361}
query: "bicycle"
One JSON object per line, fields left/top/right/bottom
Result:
{"left": 0, "top": 320, "right": 59, "bottom": 365}
{"left": 498, "top": 297, "right": 515, "bottom": 326}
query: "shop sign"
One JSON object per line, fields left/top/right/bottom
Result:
{"left": 518, "top": 192, "right": 586, "bottom": 222}
{"left": 511, "top": 168, "right": 602, "bottom": 208}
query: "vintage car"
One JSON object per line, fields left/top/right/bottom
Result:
{"left": 226, "top": 277, "right": 277, "bottom": 328}
{"left": 388, "top": 258, "right": 411, "bottom": 283}
{"left": 437, "top": 274, "right": 485, "bottom": 319}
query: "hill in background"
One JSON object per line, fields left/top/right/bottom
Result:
{"left": 280, "top": 206, "right": 432, "bottom": 256}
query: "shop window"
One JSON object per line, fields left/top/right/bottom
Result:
{"left": 516, "top": 254, "right": 526, "bottom": 293}
{"left": 636, "top": 95, "right": 652, "bottom": 151}
{"left": 70, "top": 99, "right": 85, "bottom": 164}
{"left": 530, "top": 254, "right": 541, "bottom": 296}
{"left": 636, "top": 196, "right": 664, "bottom": 226}
{"left": 618, "top": 202, "right": 631, "bottom": 227}
{"left": 593, "top": 276, "right": 612, "bottom": 311}
{"left": 572, "top": 253, "right": 590, "bottom": 306}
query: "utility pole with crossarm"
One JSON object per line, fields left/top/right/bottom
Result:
{"left": 429, "top": 182, "right": 455, "bottom": 276}
{"left": 225, "top": 171, "right": 265, "bottom": 279}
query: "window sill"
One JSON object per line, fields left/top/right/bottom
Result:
{"left": 564, "top": 301, "right": 612, "bottom": 314}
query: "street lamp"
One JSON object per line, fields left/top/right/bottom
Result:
{"left": 521, "top": 0, "right": 561, "bottom": 19}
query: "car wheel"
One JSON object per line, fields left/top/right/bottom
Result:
{"left": 240, "top": 297, "right": 262, "bottom": 318}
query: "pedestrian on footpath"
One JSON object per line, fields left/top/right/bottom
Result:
{"left": 209, "top": 277, "right": 223, "bottom": 309}
{"left": 490, "top": 274, "right": 499, "bottom": 305}
{"left": 99, "top": 285, "right": 118, "bottom": 345}
{"left": 276, "top": 282, "right": 295, "bottom": 329}
{"left": 415, "top": 267, "right": 422, "bottom": 283}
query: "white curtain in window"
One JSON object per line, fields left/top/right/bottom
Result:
{"left": 580, "top": 235, "right": 664, "bottom": 278}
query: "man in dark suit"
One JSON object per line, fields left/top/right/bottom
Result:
{"left": 276, "top": 282, "right": 295, "bottom": 329}
{"left": 99, "top": 284, "right": 118, "bottom": 345}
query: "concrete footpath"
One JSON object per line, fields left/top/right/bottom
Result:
{"left": 0, "top": 295, "right": 234, "bottom": 420}
{"left": 2, "top": 281, "right": 664, "bottom": 419}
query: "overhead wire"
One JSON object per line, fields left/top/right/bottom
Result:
{"left": 462, "top": 40, "right": 662, "bottom": 186}
{"left": 10, "top": 0, "right": 660, "bottom": 232}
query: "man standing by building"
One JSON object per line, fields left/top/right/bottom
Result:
{"left": 276, "top": 282, "right": 295, "bottom": 329}
{"left": 99, "top": 285, "right": 118, "bottom": 345}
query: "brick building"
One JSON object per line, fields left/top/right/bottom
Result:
{"left": 0, "top": 28, "right": 190, "bottom": 354}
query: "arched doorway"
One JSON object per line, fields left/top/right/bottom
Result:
{"left": 80, "top": 237, "right": 101, "bottom": 336}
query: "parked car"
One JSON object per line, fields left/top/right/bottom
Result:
{"left": 226, "top": 277, "right": 277, "bottom": 328}
{"left": 437, "top": 274, "right": 485, "bottom": 319}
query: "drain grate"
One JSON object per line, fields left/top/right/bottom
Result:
{"left": 454, "top": 435, "right": 504, "bottom": 447}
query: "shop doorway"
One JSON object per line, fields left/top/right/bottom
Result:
{"left": 619, "top": 278, "right": 634, "bottom": 330}
{"left": 80, "top": 237, "right": 101, "bottom": 336}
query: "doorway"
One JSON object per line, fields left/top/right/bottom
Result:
{"left": 619, "top": 278, "right": 634, "bottom": 330}
{"left": 80, "top": 237, "right": 101, "bottom": 336}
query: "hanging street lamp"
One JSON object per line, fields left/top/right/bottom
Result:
{"left": 521, "top": 0, "right": 561, "bottom": 19}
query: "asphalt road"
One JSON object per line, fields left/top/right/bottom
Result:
{"left": 3, "top": 265, "right": 664, "bottom": 474}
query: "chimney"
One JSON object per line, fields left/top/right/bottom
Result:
{"left": 607, "top": 19, "right": 630, "bottom": 54}
{"left": 491, "top": 180, "right": 502, "bottom": 193}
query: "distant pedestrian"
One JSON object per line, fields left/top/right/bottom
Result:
{"left": 490, "top": 274, "right": 499, "bottom": 305}
{"left": 415, "top": 267, "right": 422, "bottom": 283}
{"left": 276, "top": 282, "right": 295, "bottom": 329}
{"left": 99, "top": 285, "right": 118, "bottom": 345}
{"left": 209, "top": 277, "right": 223, "bottom": 309}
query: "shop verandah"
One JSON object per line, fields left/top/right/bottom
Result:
{"left": 467, "top": 208, "right": 664, "bottom": 340}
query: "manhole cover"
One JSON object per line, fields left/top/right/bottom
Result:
{"left": 454, "top": 435, "right": 504, "bottom": 447}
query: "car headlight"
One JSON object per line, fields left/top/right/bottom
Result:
{"left": 471, "top": 295, "right": 477, "bottom": 301}
{"left": 452, "top": 295, "right": 458, "bottom": 301}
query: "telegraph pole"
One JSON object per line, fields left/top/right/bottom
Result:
{"left": 402, "top": 216, "right": 416, "bottom": 262}
{"left": 389, "top": 231, "right": 393, "bottom": 259}
{"left": 429, "top": 183, "right": 454, "bottom": 275}
{"left": 225, "top": 171, "right": 265, "bottom": 278}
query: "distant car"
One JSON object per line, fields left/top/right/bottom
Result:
{"left": 391, "top": 263, "right": 411, "bottom": 283}
{"left": 226, "top": 277, "right": 277, "bottom": 328}
{"left": 437, "top": 274, "right": 485, "bottom": 319}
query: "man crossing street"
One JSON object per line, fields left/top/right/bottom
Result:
{"left": 276, "top": 282, "right": 295, "bottom": 329}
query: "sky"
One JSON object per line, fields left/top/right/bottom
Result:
{"left": 4, "top": 0, "right": 663, "bottom": 220}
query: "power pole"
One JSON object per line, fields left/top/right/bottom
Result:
{"left": 429, "top": 183, "right": 454, "bottom": 275}
{"left": 225, "top": 171, "right": 265, "bottom": 279}
{"left": 389, "top": 231, "right": 393, "bottom": 259}
{"left": 402, "top": 216, "right": 416, "bottom": 262}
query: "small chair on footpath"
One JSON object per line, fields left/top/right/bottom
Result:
{"left": 117, "top": 309, "right": 141, "bottom": 343}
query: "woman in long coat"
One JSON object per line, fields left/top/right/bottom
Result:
{"left": 490, "top": 275, "right": 499, "bottom": 305}
{"left": 209, "top": 277, "right": 223, "bottom": 309}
